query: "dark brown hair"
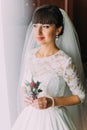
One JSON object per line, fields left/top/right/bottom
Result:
{"left": 32, "top": 5, "right": 64, "bottom": 35}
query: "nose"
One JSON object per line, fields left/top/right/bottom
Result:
{"left": 37, "top": 26, "right": 42, "bottom": 35}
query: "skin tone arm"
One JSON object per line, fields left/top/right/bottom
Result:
{"left": 54, "top": 95, "right": 81, "bottom": 107}
{"left": 24, "top": 95, "right": 81, "bottom": 109}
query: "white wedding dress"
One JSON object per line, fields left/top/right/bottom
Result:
{"left": 12, "top": 48, "right": 85, "bottom": 130}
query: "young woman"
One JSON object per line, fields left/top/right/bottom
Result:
{"left": 12, "top": 5, "right": 85, "bottom": 130}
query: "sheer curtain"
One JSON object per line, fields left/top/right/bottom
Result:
{"left": 0, "top": 1, "right": 11, "bottom": 129}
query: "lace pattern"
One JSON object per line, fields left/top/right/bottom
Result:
{"left": 21, "top": 48, "right": 85, "bottom": 102}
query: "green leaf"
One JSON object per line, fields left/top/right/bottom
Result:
{"left": 38, "top": 89, "right": 42, "bottom": 93}
{"left": 36, "top": 81, "right": 41, "bottom": 87}
{"left": 25, "top": 80, "right": 30, "bottom": 86}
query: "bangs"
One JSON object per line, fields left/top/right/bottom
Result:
{"left": 32, "top": 5, "right": 64, "bottom": 35}
{"left": 32, "top": 9, "right": 58, "bottom": 26}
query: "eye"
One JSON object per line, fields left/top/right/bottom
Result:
{"left": 42, "top": 24, "right": 50, "bottom": 28}
{"left": 33, "top": 24, "right": 37, "bottom": 28}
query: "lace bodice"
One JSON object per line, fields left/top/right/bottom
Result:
{"left": 21, "top": 48, "right": 85, "bottom": 102}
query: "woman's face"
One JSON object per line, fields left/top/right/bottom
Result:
{"left": 33, "top": 23, "right": 59, "bottom": 46}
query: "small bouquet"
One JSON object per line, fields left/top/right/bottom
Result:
{"left": 24, "top": 79, "right": 42, "bottom": 99}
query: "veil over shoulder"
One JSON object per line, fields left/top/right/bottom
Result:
{"left": 17, "top": 8, "right": 86, "bottom": 130}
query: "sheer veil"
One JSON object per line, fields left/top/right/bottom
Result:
{"left": 17, "top": 8, "right": 86, "bottom": 130}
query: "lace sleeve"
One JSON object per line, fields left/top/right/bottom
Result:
{"left": 63, "top": 57, "right": 85, "bottom": 103}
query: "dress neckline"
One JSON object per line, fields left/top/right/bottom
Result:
{"left": 33, "top": 47, "right": 61, "bottom": 60}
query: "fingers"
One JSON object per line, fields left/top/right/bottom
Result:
{"left": 32, "top": 97, "right": 48, "bottom": 109}
{"left": 24, "top": 96, "right": 33, "bottom": 106}
{"left": 24, "top": 96, "right": 53, "bottom": 109}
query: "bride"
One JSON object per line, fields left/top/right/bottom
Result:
{"left": 12, "top": 5, "right": 85, "bottom": 130}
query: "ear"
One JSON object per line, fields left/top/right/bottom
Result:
{"left": 56, "top": 26, "right": 63, "bottom": 35}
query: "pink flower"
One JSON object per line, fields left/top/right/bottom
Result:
{"left": 24, "top": 79, "right": 42, "bottom": 99}
{"left": 30, "top": 82, "right": 36, "bottom": 87}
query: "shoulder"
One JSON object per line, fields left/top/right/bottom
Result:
{"left": 55, "top": 49, "right": 75, "bottom": 71}
{"left": 26, "top": 48, "right": 39, "bottom": 57}
{"left": 30, "top": 47, "right": 40, "bottom": 54}
{"left": 57, "top": 50, "right": 72, "bottom": 63}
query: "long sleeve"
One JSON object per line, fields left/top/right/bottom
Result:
{"left": 63, "top": 57, "right": 85, "bottom": 103}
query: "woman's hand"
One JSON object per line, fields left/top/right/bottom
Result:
{"left": 24, "top": 96, "right": 33, "bottom": 106}
{"left": 31, "top": 97, "right": 53, "bottom": 109}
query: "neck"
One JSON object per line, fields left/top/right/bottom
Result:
{"left": 37, "top": 44, "right": 59, "bottom": 57}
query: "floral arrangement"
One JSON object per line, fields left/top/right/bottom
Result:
{"left": 24, "top": 79, "right": 42, "bottom": 99}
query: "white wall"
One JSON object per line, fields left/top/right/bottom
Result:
{"left": 1, "top": 0, "right": 32, "bottom": 126}
{"left": 0, "top": 1, "right": 11, "bottom": 129}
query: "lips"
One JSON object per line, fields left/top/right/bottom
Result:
{"left": 36, "top": 36, "right": 45, "bottom": 41}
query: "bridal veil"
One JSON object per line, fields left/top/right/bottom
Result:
{"left": 17, "top": 8, "right": 86, "bottom": 130}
